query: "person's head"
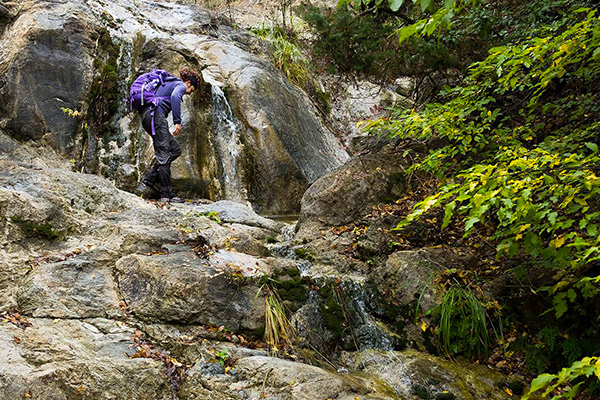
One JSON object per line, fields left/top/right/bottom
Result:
{"left": 180, "top": 67, "right": 203, "bottom": 95}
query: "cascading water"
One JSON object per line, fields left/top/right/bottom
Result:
{"left": 209, "top": 82, "right": 247, "bottom": 203}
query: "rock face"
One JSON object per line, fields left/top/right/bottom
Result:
{"left": 296, "top": 140, "right": 409, "bottom": 237}
{"left": 116, "top": 250, "right": 266, "bottom": 330}
{"left": 0, "top": 1, "right": 95, "bottom": 151}
{"left": 0, "top": 318, "right": 172, "bottom": 400}
{"left": 0, "top": 0, "right": 348, "bottom": 215}
{"left": 180, "top": 355, "right": 393, "bottom": 400}
{"left": 0, "top": 151, "right": 517, "bottom": 399}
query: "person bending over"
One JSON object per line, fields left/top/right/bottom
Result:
{"left": 140, "top": 67, "right": 202, "bottom": 203}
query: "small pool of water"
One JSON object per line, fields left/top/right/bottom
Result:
{"left": 264, "top": 215, "right": 299, "bottom": 224}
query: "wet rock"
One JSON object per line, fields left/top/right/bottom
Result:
{"left": 205, "top": 38, "right": 349, "bottom": 214}
{"left": 341, "top": 349, "right": 511, "bottom": 400}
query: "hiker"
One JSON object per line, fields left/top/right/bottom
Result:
{"left": 134, "top": 67, "right": 203, "bottom": 203}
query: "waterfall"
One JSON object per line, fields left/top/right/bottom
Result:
{"left": 210, "top": 83, "right": 246, "bottom": 202}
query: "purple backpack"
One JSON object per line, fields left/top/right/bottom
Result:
{"left": 127, "top": 69, "right": 177, "bottom": 111}
{"left": 127, "top": 69, "right": 177, "bottom": 135}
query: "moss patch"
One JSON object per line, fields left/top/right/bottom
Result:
{"left": 294, "top": 247, "right": 314, "bottom": 261}
{"left": 10, "top": 216, "right": 60, "bottom": 240}
{"left": 316, "top": 282, "right": 353, "bottom": 347}
{"left": 268, "top": 266, "right": 310, "bottom": 311}
{"left": 82, "top": 27, "right": 120, "bottom": 173}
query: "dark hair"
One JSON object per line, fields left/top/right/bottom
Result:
{"left": 179, "top": 67, "right": 203, "bottom": 91}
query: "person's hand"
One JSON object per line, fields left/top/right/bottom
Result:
{"left": 173, "top": 124, "right": 182, "bottom": 136}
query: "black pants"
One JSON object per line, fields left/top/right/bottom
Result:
{"left": 140, "top": 108, "right": 182, "bottom": 198}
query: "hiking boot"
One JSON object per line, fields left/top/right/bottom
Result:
{"left": 142, "top": 179, "right": 161, "bottom": 193}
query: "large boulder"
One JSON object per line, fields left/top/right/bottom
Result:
{"left": 0, "top": 318, "right": 172, "bottom": 399}
{"left": 200, "top": 38, "right": 349, "bottom": 213}
{"left": 0, "top": 1, "right": 95, "bottom": 152}
{"left": 296, "top": 140, "right": 409, "bottom": 238}
{"left": 115, "top": 250, "right": 269, "bottom": 331}
{"left": 341, "top": 349, "right": 512, "bottom": 400}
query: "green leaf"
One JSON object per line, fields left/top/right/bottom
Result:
{"left": 554, "top": 292, "right": 568, "bottom": 318}
{"left": 528, "top": 374, "right": 557, "bottom": 394}
{"left": 465, "top": 216, "right": 480, "bottom": 232}
{"left": 397, "top": 24, "right": 418, "bottom": 45}
{"left": 442, "top": 202, "right": 456, "bottom": 229}
{"left": 389, "top": 0, "right": 404, "bottom": 11}
{"left": 420, "top": 0, "right": 433, "bottom": 12}
{"left": 585, "top": 142, "right": 599, "bottom": 153}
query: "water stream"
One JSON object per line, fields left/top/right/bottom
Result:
{"left": 209, "top": 83, "right": 246, "bottom": 203}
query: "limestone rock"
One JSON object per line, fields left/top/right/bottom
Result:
{"left": 16, "top": 247, "right": 122, "bottom": 319}
{"left": 179, "top": 355, "right": 393, "bottom": 400}
{"left": 194, "top": 200, "right": 284, "bottom": 232}
{"left": 296, "top": 140, "right": 408, "bottom": 238}
{"left": 115, "top": 250, "right": 267, "bottom": 330}
{"left": 0, "top": 318, "right": 172, "bottom": 399}
{"left": 0, "top": 158, "right": 151, "bottom": 310}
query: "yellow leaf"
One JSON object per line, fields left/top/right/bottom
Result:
{"left": 594, "top": 358, "right": 600, "bottom": 379}
{"left": 225, "top": 366, "right": 231, "bottom": 374}
{"left": 517, "top": 224, "right": 531, "bottom": 233}
{"left": 506, "top": 388, "right": 513, "bottom": 396}
{"left": 550, "top": 235, "right": 566, "bottom": 249}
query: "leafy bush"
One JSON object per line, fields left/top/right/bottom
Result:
{"left": 363, "top": 5, "right": 600, "bottom": 396}
{"left": 524, "top": 357, "right": 600, "bottom": 400}
{"left": 369, "top": 8, "right": 600, "bottom": 315}
{"left": 298, "top": 4, "right": 410, "bottom": 79}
